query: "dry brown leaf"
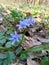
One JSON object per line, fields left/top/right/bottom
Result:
{"left": 0, "top": 25, "right": 7, "bottom": 31}
{"left": 35, "top": 17, "right": 42, "bottom": 23}
{"left": 28, "top": 27, "right": 36, "bottom": 36}
{"left": 0, "top": 25, "right": 4, "bottom": 31}
{"left": 35, "top": 36, "right": 49, "bottom": 44}
{"left": 28, "top": 23, "right": 44, "bottom": 37}
{"left": 10, "top": 63, "right": 24, "bottom": 65}
{"left": 22, "top": 36, "right": 41, "bottom": 50}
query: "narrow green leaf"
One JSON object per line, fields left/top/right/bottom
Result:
{"left": 16, "top": 47, "right": 22, "bottom": 55}
{"left": 21, "top": 45, "right": 49, "bottom": 54}
{"left": 0, "top": 47, "right": 11, "bottom": 50}
{"left": 20, "top": 53, "right": 28, "bottom": 60}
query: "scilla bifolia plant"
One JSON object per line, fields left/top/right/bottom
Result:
{"left": 0, "top": 17, "right": 49, "bottom": 65}
{"left": 0, "top": 30, "right": 25, "bottom": 65}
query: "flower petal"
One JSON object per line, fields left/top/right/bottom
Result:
{"left": 9, "top": 38, "right": 15, "bottom": 40}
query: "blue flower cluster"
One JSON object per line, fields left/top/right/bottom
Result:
{"left": 9, "top": 31, "right": 22, "bottom": 45}
{"left": 9, "top": 18, "right": 35, "bottom": 45}
{"left": 16, "top": 18, "right": 35, "bottom": 30}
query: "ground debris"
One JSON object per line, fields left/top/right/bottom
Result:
{"left": 27, "top": 58, "right": 40, "bottom": 65}
{"left": 34, "top": 36, "right": 49, "bottom": 44}
{"left": 22, "top": 36, "right": 41, "bottom": 50}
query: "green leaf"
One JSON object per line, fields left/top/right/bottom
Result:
{"left": 0, "top": 53, "right": 7, "bottom": 59}
{"left": 7, "top": 51, "right": 15, "bottom": 63}
{"left": 16, "top": 47, "right": 22, "bottom": 55}
{"left": 0, "top": 36, "right": 5, "bottom": 39}
{"left": 6, "top": 42, "right": 12, "bottom": 48}
{"left": 5, "top": 36, "right": 11, "bottom": 40}
{"left": 20, "top": 53, "right": 28, "bottom": 60}
{"left": 7, "top": 30, "right": 14, "bottom": 34}
{"left": 10, "top": 10, "right": 23, "bottom": 21}
{"left": 41, "top": 60, "right": 49, "bottom": 65}
{"left": 14, "top": 42, "right": 20, "bottom": 46}
{"left": 0, "top": 31, "right": 5, "bottom": 36}
{"left": 0, "top": 38, "right": 6, "bottom": 44}
{"left": 41, "top": 56, "right": 49, "bottom": 65}
{"left": 3, "top": 51, "right": 15, "bottom": 65}
{"left": 0, "top": 59, "right": 3, "bottom": 65}
{"left": 0, "top": 47, "right": 10, "bottom": 51}
{"left": 42, "top": 56, "right": 49, "bottom": 61}
{"left": 3, "top": 60, "right": 9, "bottom": 65}
{"left": 10, "top": 10, "right": 23, "bottom": 17}
{"left": 21, "top": 45, "right": 49, "bottom": 54}
{"left": 0, "top": 36, "right": 6, "bottom": 39}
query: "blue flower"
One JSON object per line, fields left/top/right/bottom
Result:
{"left": 23, "top": 19, "right": 30, "bottom": 26}
{"left": 31, "top": 18, "right": 35, "bottom": 24}
{"left": 16, "top": 18, "right": 35, "bottom": 29}
{"left": 27, "top": 18, "right": 35, "bottom": 25}
{"left": 9, "top": 31, "right": 22, "bottom": 45}
{"left": 17, "top": 22, "right": 26, "bottom": 29}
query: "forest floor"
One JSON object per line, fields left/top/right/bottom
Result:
{"left": 0, "top": 4, "right": 49, "bottom": 65}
